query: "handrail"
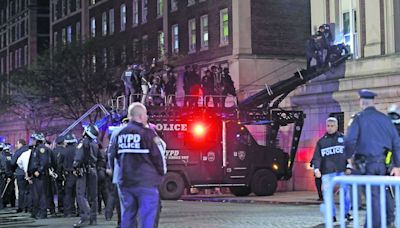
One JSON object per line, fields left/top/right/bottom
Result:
{"left": 59, "top": 103, "right": 110, "bottom": 136}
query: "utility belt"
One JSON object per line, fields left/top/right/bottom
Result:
{"left": 64, "top": 170, "right": 75, "bottom": 176}
{"left": 354, "top": 154, "right": 386, "bottom": 175}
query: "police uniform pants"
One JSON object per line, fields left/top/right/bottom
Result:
{"left": 16, "top": 175, "right": 29, "bottom": 210}
{"left": 98, "top": 177, "right": 108, "bottom": 213}
{"left": 76, "top": 168, "right": 98, "bottom": 222}
{"left": 56, "top": 179, "right": 64, "bottom": 213}
{"left": 0, "top": 176, "right": 5, "bottom": 209}
{"left": 117, "top": 185, "right": 160, "bottom": 228}
{"left": 365, "top": 162, "right": 389, "bottom": 227}
{"left": 64, "top": 174, "right": 77, "bottom": 216}
{"left": 31, "top": 176, "right": 48, "bottom": 218}
{"left": 47, "top": 179, "right": 56, "bottom": 213}
{"left": 105, "top": 181, "right": 121, "bottom": 224}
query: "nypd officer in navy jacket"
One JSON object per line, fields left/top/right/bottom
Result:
{"left": 109, "top": 102, "right": 166, "bottom": 228}
{"left": 345, "top": 89, "right": 400, "bottom": 227}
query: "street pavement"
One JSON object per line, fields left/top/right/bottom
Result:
{"left": 0, "top": 199, "right": 361, "bottom": 228}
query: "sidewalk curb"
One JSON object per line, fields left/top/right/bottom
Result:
{"left": 179, "top": 197, "right": 322, "bottom": 206}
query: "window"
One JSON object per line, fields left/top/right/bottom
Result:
{"left": 9, "top": 52, "right": 12, "bottom": 71}
{"left": 67, "top": 0, "right": 70, "bottom": 14}
{"left": 220, "top": 8, "right": 229, "bottom": 45}
{"left": 188, "top": 18, "right": 196, "bottom": 53}
{"left": 18, "top": 48, "right": 22, "bottom": 67}
{"left": 15, "top": 49, "right": 18, "bottom": 68}
{"left": 120, "top": 4, "right": 126, "bottom": 31}
{"left": 103, "top": 48, "right": 107, "bottom": 69}
{"left": 62, "top": 0, "right": 66, "bottom": 17}
{"left": 24, "top": 45, "right": 28, "bottom": 65}
{"left": 25, "top": 18, "right": 28, "bottom": 35}
{"left": 329, "top": 112, "right": 344, "bottom": 133}
{"left": 90, "top": 0, "right": 96, "bottom": 6}
{"left": 121, "top": 44, "right": 126, "bottom": 64}
{"left": 67, "top": 26, "right": 72, "bottom": 43}
{"left": 142, "top": 0, "right": 148, "bottom": 23}
{"left": 142, "top": 35, "right": 148, "bottom": 63}
{"left": 91, "top": 54, "right": 96, "bottom": 73}
{"left": 110, "top": 48, "right": 115, "bottom": 66}
{"left": 90, "top": 17, "right": 96, "bottom": 38}
{"left": 53, "top": 31, "right": 58, "bottom": 48}
{"left": 102, "top": 12, "right": 107, "bottom": 36}
{"left": 21, "top": 20, "right": 25, "bottom": 37}
{"left": 132, "top": 38, "right": 140, "bottom": 63}
{"left": 200, "top": 15, "right": 208, "bottom": 49}
{"left": 53, "top": 2, "right": 58, "bottom": 21}
{"left": 76, "top": 21, "right": 81, "bottom": 41}
{"left": 157, "top": 0, "right": 163, "bottom": 17}
{"left": 158, "top": 31, "right": 164, "bottom": 59}
{"left": 76, "top": 0, "right": 81, "bottom": 10}
{"left": 171, "top": 0, "right": 178, "bottom": 12}
{"left": 343, "top": 10, "right": 358, "bottom": 55}
{"left": 132, "top": 0, "right": 139, "bottom": 26}
{"left": 171, "top": 24, "right": 179, "bottom": 54}
{"left": 62, "top": 28, "right": 66, "bottom": 45}
{"left": 109, "top": 9, "right": 114, "bottom": 34}
{"left": 188, "top": 0, "right": 195, "bottom": 6}
{"left": 0, "top": 57, "right": 3, "bottom": 74}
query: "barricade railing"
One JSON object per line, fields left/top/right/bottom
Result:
{"left": 324, "top": 175, "right": 400, "bottom": 228}
{"left": 113, "top": 94, "right": 238, "bottom": 110}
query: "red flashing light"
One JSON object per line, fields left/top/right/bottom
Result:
{"left": 193, "top": 123, "right": 206, "bottom": 136}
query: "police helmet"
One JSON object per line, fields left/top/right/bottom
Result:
{"left": 388, "top": 104, "right": 400, "bottom": 124}
{"left": 30, "top": 132, "right": 45, "bottom": 142}
{"left": 64, "top": 133, "right": 77, "bottom": 144}
{"left": 4, "top": 143, "right": 11, "bottom": 151}
{"left": 55, "top": 136, "right": 65, "bottom": 145}
{"left": 83, "top": 124, "right": 99, "bottom": 139}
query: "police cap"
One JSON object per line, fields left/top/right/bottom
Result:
{"left": 358, "top": 89, "right": 377, "bottom": 99}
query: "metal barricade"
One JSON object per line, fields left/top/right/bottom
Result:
{"left": 324, "top": 175, "right": 400, "bottom": 228}
{"left": 203, "top": 95, "right": 237, "bottom": 108}
{"left": 116, "top": 95, "right": 126, "bottom": 111}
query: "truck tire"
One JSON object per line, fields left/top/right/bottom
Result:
{"left": 251, "top": 169, "right": 277, "bottom": 196}
{"left": 229, "top": 186, "right": 251, "bottom": 197}
{"left": 159, "top": 172, "right": 185, "bottom": 200}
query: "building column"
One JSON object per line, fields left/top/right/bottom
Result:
{"left": 384, "top": 0, "right": 396, "bottom": 54}
{"left": 310, "top": 0, "right": 327, "bottom": 33}
{"left": 363, "top": 0, "right": 383, "bottom": 57}
{"left": 394, "top": 0, "right": 400, "bottom": 53}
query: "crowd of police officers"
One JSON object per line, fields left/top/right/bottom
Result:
{"left": 0, "top": 123, "right": 125, "bottom": 227}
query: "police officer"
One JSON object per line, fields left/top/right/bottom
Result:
{"left": 73, "top": 124, "right": 103, "bottom": 227}
{"left": 60, "top": 133, "right": 78, "bottom": 217}
{"left": 312, "top": 117, "right": 352, "bottom": 222}
{"left": 52, "top": 136, "right": 65, "bottom": 214}
{"left": 97, "top": 143, "right": 108, "bottom": 215}
{"left": 345, "top": 89, "right": 400, "bottom": 227}
{"left": 105, "top": 117, "right": 128, "bottom": 228}
{"left": 11, "top": 139, "right": 30, "bottom": 213}
{"left": 0, "top": 142, "right": 7, "bottom": 209}
{"left": 2, "top": 143, "right": 15, "bottom": 208}
{"left": 27, "top": 133, "right": 54, "bottom": 219}
{"left": 385, "top": 104, "right": 400, "bottom": 226}
{"left": 109, "top": 103, "right": 166, "bottom": 228}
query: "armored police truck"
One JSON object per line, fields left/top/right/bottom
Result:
{"left": 148, "top": 51, "right": 349, "bottom": 200}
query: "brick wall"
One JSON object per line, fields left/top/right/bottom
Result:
{"left": 251, "top": 0, "right": 311, "bottom": 57}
